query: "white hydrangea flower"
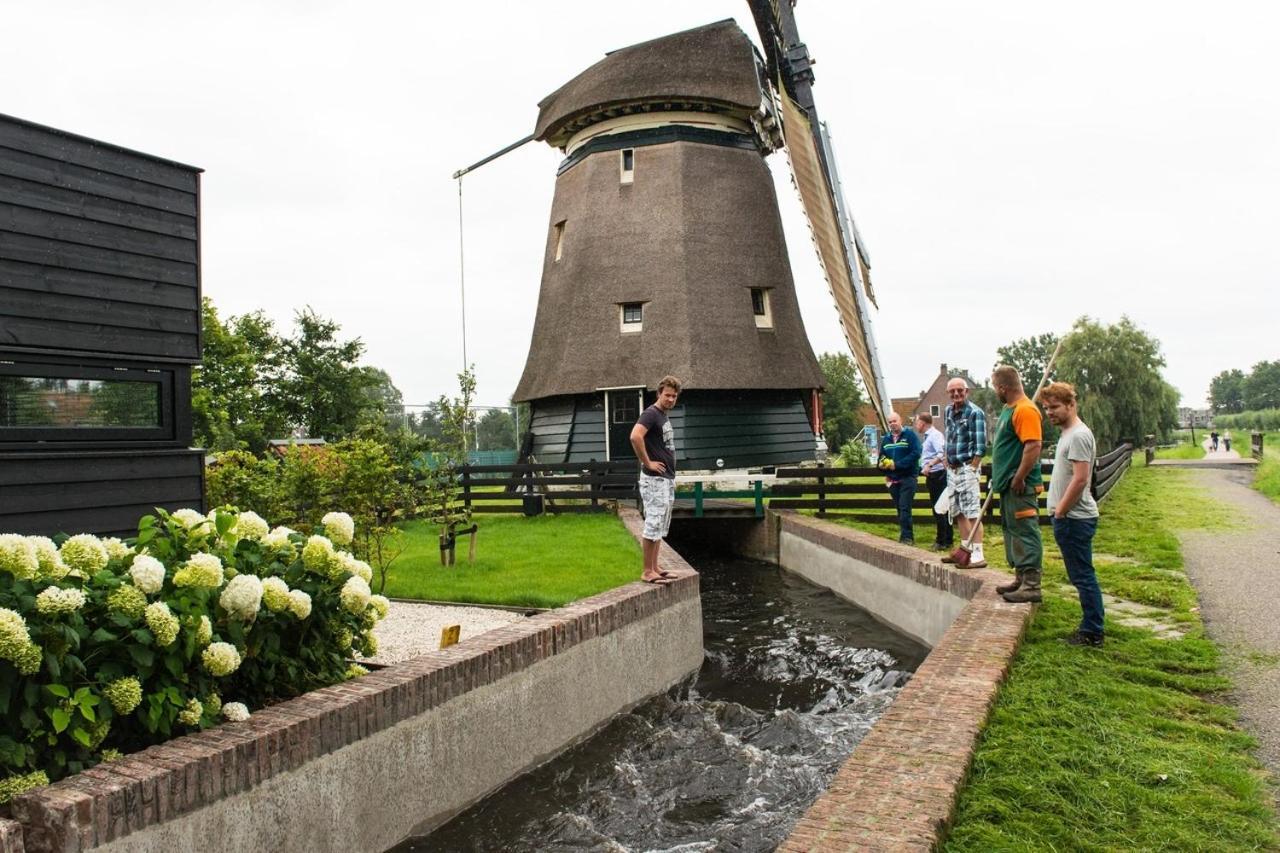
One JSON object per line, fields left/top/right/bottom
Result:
{"left": 219, "top": 574, "right": 263, "bottom": 621}
{"left": 195, "top": 614, "right": 213, "bottom": 646}
{"left": 339, "top": 575, "right": 372, "bottom": 616}
{"left": 337, "top": 551, "right": 373, "bottom": 584}
{"left": 171, "top": 508, "right": 208, "bottom": 531}
{"left": 263, "top": 526, "right": 296, "bottom": 554}
{"left": 369, "top": 595, "right": 390, "bottom": 621}
{"left": 102, "top": 537, "right": 132, "bottom": 561}
{"left": 26, "top": 537, "right": 70, "bottom": 580}
{"left": 128, "top": 555, "right": 166, "bottom": 594}
{"left": 0, "top": 534, "right": 39, "bottom": 580}
{"left": 321, "top": 512, "right": 355, "bottom": 547}
{"left": 261, "top": 577, "right": 291, "bottom": 612}
{"left": 59, "top": 534, "right": 109, "bottom": 576}
{"left": 173, "top": 553, "right": 224, "bottom": 589}
{"left": 222, "top": 702, "right": 250, "bottom": 722}
{"left": 302, "top": 535, "right": 336, "bottom": 574}
{"left": 287, "top": 589, "right": 312, "bottom": 619}
{"left": 177, "top": 697, "right": 204, "bottom": 726}
{"left": 201, "top": 641, "right": 242, "bottom": 677}
{"left": 34, "top": 587, "right": 87, "bottom": 615}
{"left": 232, "top": 511, "right": 270, "bottom": 541}
{"left": 144, "top": 601, "right": 180, "bottom": 646}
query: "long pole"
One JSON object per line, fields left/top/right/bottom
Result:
{"left": 457, "top": 177, "right": 467, "bottom": 370}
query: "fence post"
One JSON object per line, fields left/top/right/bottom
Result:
{"left": 1144, "top": 434, "right": 1156, "bottom": 466}
{"left": 462, "top": 467, "right": 472, "bottom": 512}
{"left": 817, "top": 471, "right": 826, "bottom": 518}
{"left": 694, "top": 481, "right": 704, "bottom": 518}
{"left": 754, "top": 479, "right": 764, "bottom": 518}
{"left": 1253, "top": 432, "right": 1265, "bottom": 461}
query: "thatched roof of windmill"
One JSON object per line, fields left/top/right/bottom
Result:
{"left": 534, "top": 20, "right": 762, "bottom": 147}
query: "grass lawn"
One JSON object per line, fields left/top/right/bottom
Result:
{"left": 378, "top": 513, "right": 642, "bottom": 609}
{"left": 817, "top": 461, "right": 1279, "bottom": 850}
{"left": 1155, "top": 441, "right": 1207, "bottom": 460}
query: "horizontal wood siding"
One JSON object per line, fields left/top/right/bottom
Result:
{"left": 0, "top": 114, "right": 201, "bottom": 361}
{"left": 0, "top": 449, "right": 205, "bottom": 536}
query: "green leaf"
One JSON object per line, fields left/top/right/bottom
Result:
{"left": 78, "top": 703, "right": 96, "bottom": 723}
{"left": 90, "top": 627, "right": 118, "bottom": 643}
{"left": 128, "top": 645, "right": 155, "bottom": 668}
{"left": 46, "top": 684, "right": 71, "bottom": 699}
{"left": 71, "top": 728, "right": 92, "bottom": 748}
{"left": 73, "top": 686, "right": 92, "bottom": 703}
{"left": 215, "top": 510, "right": 235, "bottom": 536}
{"left": 50, "top": 708, "right": 72, "bottom": 733}
{"left": 130, "top": 628, "right": 154, "bottom": 646}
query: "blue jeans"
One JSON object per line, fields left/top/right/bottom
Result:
{"left": 889, "top": 477, "right": 917, "bottom": 543}
{"left": 1052, "top": 516, "right": 1103, "bottom": 635}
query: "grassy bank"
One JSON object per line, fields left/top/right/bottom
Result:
{"left": 822, "top": 463, "right": 1279, "bottom": 849}
{"left": 1252, "top": 431, "right": 1280, "bottom": 504}
{"left": 1155, "top": 441, "right": 1207, "bottom": 460}
{"left": 378, "top": 513, "right": 641, "bottom": 608}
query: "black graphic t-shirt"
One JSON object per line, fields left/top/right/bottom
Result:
{"left": 636, "top": 404, "right": 676, "bottom": 479}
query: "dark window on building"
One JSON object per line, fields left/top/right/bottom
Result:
{"left": 0, "top": 360, "right": 174, "bottom": 443}
{"left": 930, "top": 404, "right": 941, "bottom": 417}
{"left": 622, "top": 303, "right": 643, "bottom": 324}
{"left": 621, "top": 148, "right": 634, "bottom": 184}
{"left": 751, "top": 289, "right": 767, "bottom": 316}
{"left": 553, "top": 220, "right": 566, "bottom": 261}
{"left": 611, "top": 395, "right": 639, "bottom": 424}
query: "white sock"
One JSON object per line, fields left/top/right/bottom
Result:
{"left": 972, "top": 545, "right": 984, "bottom": 561}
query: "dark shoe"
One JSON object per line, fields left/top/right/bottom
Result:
{"left": 900, "top": 539, "right": 915, "bottom": 546}
{"left": 1064, "top": 630, "right": 1104, "bottom": 647}
{"left": 1001, "top": 570, "right": 1042, "bottom": 603}
{"left": 941, "top": 553, "right": 958, "bottom": 564}
{"left": 995, "top": 571, "right": 1023, "bottom": 595}
{"left": 931, "top": 541, "right": 946, "bottom": 551}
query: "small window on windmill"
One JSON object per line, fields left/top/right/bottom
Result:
{"left": 553, "top": 219, "right": 566, "bottom": 261}
{"left": 620, "top": 148, "right": 634, "bottom": 184}
{"left": 751, "top": 288, "right": 773, "bottom": 329}
{"left": 620, "top": 302, "right": 643, "bottom": 333}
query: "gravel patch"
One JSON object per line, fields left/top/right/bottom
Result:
{"left": 1178, "top": 467, "right": 1280, "bottom": 805}
{"left": 362, "top": 600, "right": 528, "bottom": 665}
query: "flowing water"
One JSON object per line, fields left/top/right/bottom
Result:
{"left": 394, "top": 542, "right": 928, "bottom": 852}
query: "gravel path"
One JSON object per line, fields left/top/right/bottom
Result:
{"left": 361, "top": 600, "right": 528, "bottom": 665}
{"left": 1179, "top": 467, "right": 1280, "bottom": 801}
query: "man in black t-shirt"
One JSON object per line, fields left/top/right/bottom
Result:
{"left": 629, "top": 375, "right": 681, "bottom": 584}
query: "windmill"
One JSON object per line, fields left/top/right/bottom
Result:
{"left": 460, "top": 5, "right": 891, "bottom": 469}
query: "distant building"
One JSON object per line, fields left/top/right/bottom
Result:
{"left": 1178, "top": 407, "right": 1211, "bottom": 428}
{"left": 890, "top": 363, "right": 980, "bottom": 421}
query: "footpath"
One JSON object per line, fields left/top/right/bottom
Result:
{"left": 1177, "top": 450, "right": 1280, "bottom": 806}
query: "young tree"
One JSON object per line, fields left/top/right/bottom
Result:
{"left": 817, "top": 352, "right": 867, "bottom": 455}
{"left": 1209, "top": 369, "right": 1247, "bottom": 415}
{"left": 276, "top": 309, "right": 382, "bottom": 439}
{"left": 421, "top": 369, "right": 477, "bottom": 566}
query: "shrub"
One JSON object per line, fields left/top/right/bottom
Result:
{"left": 836, "top": 438, "right": 872, "bottom": 468}
{"left": 0, "top": 506, "right": 387, "bottom": 800}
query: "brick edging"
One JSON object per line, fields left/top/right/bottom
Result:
{"left": 9, "top": 521, "right": 699, "bottom": 853}
{"left": 775, "top": 514, "right": 1034, "bottom": 851}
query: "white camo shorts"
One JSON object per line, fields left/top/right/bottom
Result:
{"left": 639, "top": 474, "right": 676, "bottom": 540}
{"left": 946, "top": 465, "right": 982, "bottom": 520}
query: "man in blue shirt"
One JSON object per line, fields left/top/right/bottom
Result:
{"left": 879, "top": 411, "right": 922, "bottom": 545}
{"left": 916, "top": 413, "right": 950, "bottom": 550}
{"left": 941, "top": 377, "right": 988, "bottom": 567}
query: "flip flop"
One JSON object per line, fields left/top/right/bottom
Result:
{"left": 641, "top": 576, "right": 673, "bottom": 585}
{"left": 657, "top": 570, "right": 678, "bottom": 579}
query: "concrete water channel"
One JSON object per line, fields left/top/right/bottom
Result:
{"left": 394, "top": 524, "right": 929, "bottom": 851}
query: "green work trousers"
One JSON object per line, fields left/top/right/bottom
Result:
{"left": 1001, "top": 487, "right": 1043, "bottom": 570}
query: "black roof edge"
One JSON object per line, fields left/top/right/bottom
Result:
{"left": 0, "top": 111, "right": 204, "bottom": 173}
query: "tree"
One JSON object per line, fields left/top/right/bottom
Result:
{"left": 1209, "top": 369, "right": 1247, "bottom": 415}
{"left": 422, "top": 369, "right": 477, "bottom": 566}
{"left": 1054, "top": 316, "right": 1178, "bottom": 448}
{"left": 1243, "top": 361, "right": 1280, "bottom": 412}
{"left": 476, "top": 408, "right": 517, "bottom": 451}
{"left": 994, "top": 333, "right": 1060, "bottom": 393}
{"left": 818, "top": 352, "right": 867, "bottom": 454}
{"left": 192, "top": 300, "right": 288, "bottom": 452}
{"left": 276, "top": 309, "right": 383, "bottom": 439}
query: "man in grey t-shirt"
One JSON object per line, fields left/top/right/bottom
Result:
{"left": 630, "top": 375, "right": 681, "bottom": 585}
{"left": 1039, "top": 381, "right": 1104, "bottom": 646}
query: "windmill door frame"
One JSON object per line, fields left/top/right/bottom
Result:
{"left": 601, "top": 387, "right": 645, "bottom": 462}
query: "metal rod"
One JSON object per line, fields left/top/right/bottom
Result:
{"left": 457, "top": 178, "right": 467, "bottom": 372}
{"left": 451, "top": 134, "right": 535, "bottom": 180}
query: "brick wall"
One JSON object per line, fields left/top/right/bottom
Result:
{"left": 7, "top": 509, "right": 699, "bottom": 853}
{"left": 774, "top": 512, "right": 1032, "bottom": 851}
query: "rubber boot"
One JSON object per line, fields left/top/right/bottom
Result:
{"left": 1001, "top": 569, "right": 1042, "bottom": 603}
{"left": 995, "top": 570, "right": 1023, "bottom": 596}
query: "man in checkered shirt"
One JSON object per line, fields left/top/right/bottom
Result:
{"left": 941, "top": 376, "right": 988, "bottom": 567}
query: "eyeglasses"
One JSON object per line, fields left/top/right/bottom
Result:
{"left": 947, "top": 389, "right": 967, "bottom": 396}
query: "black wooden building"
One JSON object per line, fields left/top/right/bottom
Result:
{"left": 0, "top": 113, "right": 204, "bottom": 536}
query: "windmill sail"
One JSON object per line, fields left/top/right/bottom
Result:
{"left": 747, "top": 0, "right": 892, "bottom": 428}
{"left": 780, "top": 93, "right": 891, "bottom": 429}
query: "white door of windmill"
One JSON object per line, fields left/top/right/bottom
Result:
{"left": 602, "top": 388, "right": 644, "bottom": 461}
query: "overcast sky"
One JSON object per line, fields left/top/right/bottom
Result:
{"left": 5, "top": 1, "right": 1277, "bottom": 409}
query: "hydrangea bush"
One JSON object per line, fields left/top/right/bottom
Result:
{"left": 0, "top": 507, "right": 385, "bottom": 802}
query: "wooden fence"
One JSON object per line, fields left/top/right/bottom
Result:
{"left": 459, "top": 462, "right": 639, "bottom": 514}
{"left": 1252, "top": 432, "right": 1265, "bottom": 461}
{"left": 457, "top": 442, "right": 1133, "bottom": 522}
{"left": 770, "top": 442, "right": 1132, "bottom": 525}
